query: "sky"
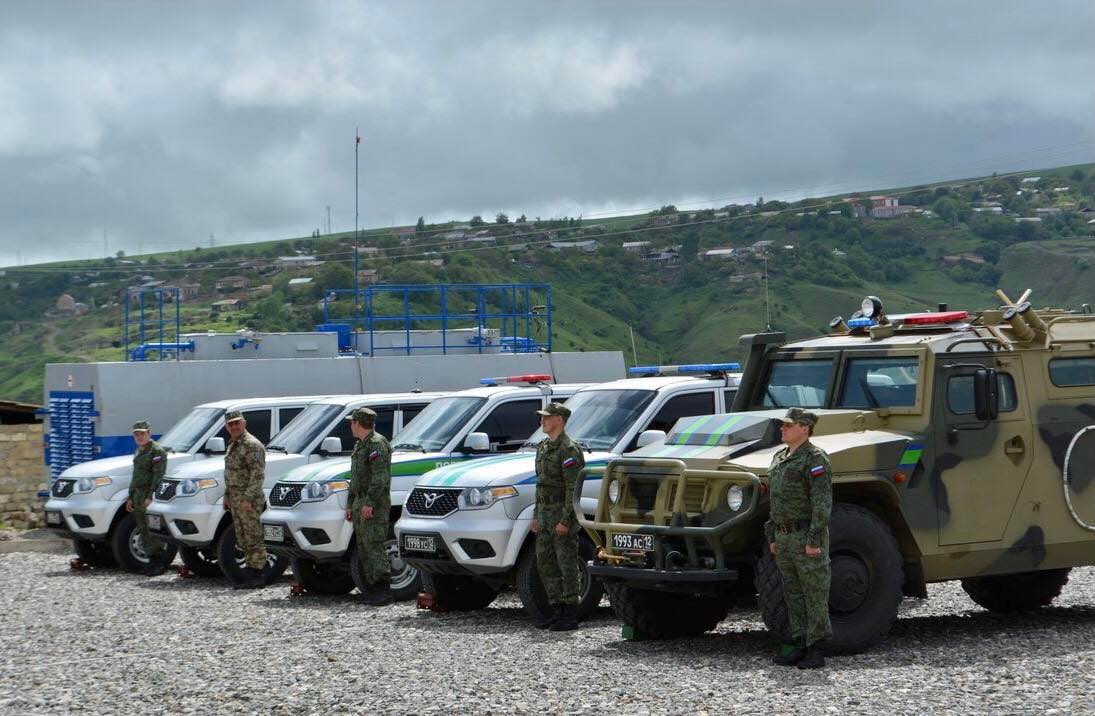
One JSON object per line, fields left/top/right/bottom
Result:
{"left": 1, "top": 0, "right": 1092, "bottom": 267}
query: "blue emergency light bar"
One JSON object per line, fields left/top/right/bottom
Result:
{"left": 628, "top": 362, "right": 741, "bottom": 377}
{"left": 846, "top": 317, "right": 876, "bottom": 329}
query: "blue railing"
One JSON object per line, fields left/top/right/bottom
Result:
{"left": 124, "top": 287, "right": 184, "bottom": 361}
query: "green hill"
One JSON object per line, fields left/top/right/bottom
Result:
{"left": 3, "top": 162, "right": 1094, "bottom": 404}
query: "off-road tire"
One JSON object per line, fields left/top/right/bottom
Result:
{"left": 73, "top": 538, "right": 116, "bottom": 567}
{"left": 961, "top": 568, "right": 1071, "bottom": 613}
{"left": 515, "top": 538, "right": 604, "bottom": 622}
{"left": 215, "top": 523, "right": 289, "bottom": 585}
{"left": 348, "top": 539, "right": 422, "bottom": 601}
{"left": 755, "top": 502, "right": 903, "bottom": 654}
{"left": 292, "top": 557, "right": 355, "bottom": 595}
{"left": 111, "top": 513, "right": 178, "bottom": 574}
{"left": 602, "top": 581, "right": 730, "bottom": 639}
{"left": 178, "top": 546, "right": 223, "bottom": 578}
{"left": 422, "top": 573, "right": 501, "bottom": 611}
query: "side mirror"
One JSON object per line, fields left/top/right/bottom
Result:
{"left": 974, "top": 368, "right": 999, "bottom": 421}
{"left": 463, "top": 432, "right": 490, "bottom": 453}
{"left": 636, "top": 429, "right": 666, "bottom": 448}
{"left": 204, "top": 437, "right": 226, "bottom": 454}
{"left": 320, "top": 437, "right": 343, "bottom": 455}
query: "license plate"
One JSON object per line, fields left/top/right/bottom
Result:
{"left": 402, "top": 534, "right": 436, "bottom": 552}
{"left": 612, "top": 533, "right": 654, "bottom": 552}
{"left": 146, "top": 514, "right": 162, "bottom": 530}
{"left": 46, "top": 511, "right": 63, "bottom": 526}
{"left": 263, "top": 525, "right": 284, "bottom": 542}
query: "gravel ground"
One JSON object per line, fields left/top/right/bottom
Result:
{"left": 2, "top": 553, "right": 1095, "bottom": 715}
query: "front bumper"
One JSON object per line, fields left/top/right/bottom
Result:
{"left": 43, "top": 494, "right": 122, "bottom": 540}
{"left": 145, "top": 499, "right": 224, "bottom": 548}
{"left": 396, "top": 504, "right": 528, "bottom": 576}
{"left": 261, "top": 502, "right": 353, "bottom": 561}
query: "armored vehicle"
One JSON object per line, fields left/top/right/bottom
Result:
{"left": 579, "top": 292, "right": 1095, "bottom": 653}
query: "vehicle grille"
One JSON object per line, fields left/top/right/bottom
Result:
{"left": 269, "top": 483, "right": 303, "bottom": 508}
{"left": 405, "top": 487, "right": 462, "bottom": 517}
{"left": 154, "top": 480, "right": 179, "bottom": 502}
{"left": 51, "top": 480, "right": 76, "bottom": 498}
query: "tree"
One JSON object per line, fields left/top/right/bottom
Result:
{"left": 470, "top": 215, "right": 485, "bottom": 227}
{"left": 516, "top": 214, "right": 527, "bottom": 223}
{"left": 115, "top": 250, "right": 126, "bottom": 258}
{"left": 496, "top": 213, "right": 509, "bottom": 224}
{"left": 416, "top": 217, "right": 426, "bottom": 233}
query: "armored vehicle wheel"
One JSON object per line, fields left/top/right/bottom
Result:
{"left": 73, "top": 538, "right": 117, "bottom": 568}
{"left": 421, "top": 573, "right": 501, "bottom": 611}
{"left": 515, "top": 538, "right": 604, "bottom": 622}
{"left": 755, "top": 503, "right": 903, "bottom": 654}
{"left": 111, "top": 513, "right": 178, "bottom": 574}
{"left": 294, "top": 557, "right": 355, "bottom": 595}
{"left": 961, "top": 568, "right": 1071, "bottom": 613}
{"left": 347, "top": 539, "right": 422, "bottom": 601}
{"left": 178, "top": 546, "right": 222, "bottom": 578}
{"left": 602, "top": 581, "right": 730, "bottom": 639}
{"left": 215, "top": 523, "right": 289, "bottom": 584}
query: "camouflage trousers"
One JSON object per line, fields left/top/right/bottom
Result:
{"left": 535, "top": 505, "right": 580, "bottom": 605}
{"left": 774, "top": 529, "right": 832, "bottom": 647}
{"left": 230, "top": 500, "right": 268, "bottom": 570}
{"left": 131, "top": 501, "right": 164, "bottom": 558}
{"left": 352, "top": 501, "right": 391, "bottom": 587}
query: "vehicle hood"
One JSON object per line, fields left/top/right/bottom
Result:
{"left": 59, "top": 455, "right": 139, "bottom": 479}
{"left": 415, "top": 451, "right": 616, "bottom": 489}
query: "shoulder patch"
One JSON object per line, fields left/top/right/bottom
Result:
{"left": 809, "top": 465, "right": 826, "bottom": 477}
{"left": 369, "top": 450, "right": 381, "bottom": 461}
{"left": 152, "top": 455, "right": 164, "bottom": 463}
{"left": 562, "top": 456, "right": 578, "bottom": 468}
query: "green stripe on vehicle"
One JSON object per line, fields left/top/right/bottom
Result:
{"left": 705, "top": 414, "right": 744, "bottom": 446}
{"left": 673, "top": 414, "right": 719, "bottom": 446}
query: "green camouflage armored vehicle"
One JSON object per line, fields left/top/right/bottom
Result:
{"left": 577, "top": 291, "right": 1095, "bottom": 653}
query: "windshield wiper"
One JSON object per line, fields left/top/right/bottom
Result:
{"left": 764, "top": 387, "right": 783, "bottom": 407}
{"left": 266, "top": 445, "right": 287, "bottom": 453}
{"left": 576, "top": 440, "right": 594, "bottom": 453}
{"left": 857, "top": 377, "right": 881, "bottom": 408}
{"left": 393, "top": 442, "right": 425, "bottom": 452}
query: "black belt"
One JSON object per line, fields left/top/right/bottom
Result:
{"left": 774, "top": 519, "right": 810, "bottom": 534}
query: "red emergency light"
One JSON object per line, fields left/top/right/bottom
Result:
{"left": 479, "top": 373, "right": 554, "bottom": 385}
{"left": 896, "top": 311, "right": 969, "bottom": 326}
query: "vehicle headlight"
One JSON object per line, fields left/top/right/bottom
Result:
{"left": 607, "top": 479, "right": 620, "bottom": 504}
{"left": 74, "top": 476, "right": 113, "bottom": 493}
{"left": 302, "top": 480, "right": 349, "bottom": 502}
{"left": 179, "top": 478, "right": 218, "bottom": 497}
{"left": 458, "top": 485, "right": 518, "bottom": 510}
{"left": 726, "top": 484, "right": 744, "bottom": 511}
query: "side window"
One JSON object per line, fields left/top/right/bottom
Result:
{"left": 838, "top": 357, "right": 920, "bottom": 409}
{"left": 644, "top": 392, "right": 716, "bottom": 434}
{"left": 1049, "top": 358, "right": 1095, "bottom": 387}
{"left": 947, "top": 374, "right": 1017, "bottom": 415}
{"left": 399, "top": 403, "right": 428, "bottom": 429}
{"left": 473, "top": 399, "right": 541, "bottom": 452}
{"left": 279, "top": 407, "right": 304, "bottom": 430}
{"left": 325, "top": 408, "right": 395, "bottom": 453}
{"left": 242, "top": 410, "right": 272, "bottom": 443}
{"left": 723, "top": 389, "right": 737, "bottom": 411}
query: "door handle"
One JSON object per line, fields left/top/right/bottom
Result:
{"left": 1004, "top": 436, "right": 1025, "bottom": 456}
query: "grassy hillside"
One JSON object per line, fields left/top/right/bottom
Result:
{"left": 4, "top": 162, "right": 1094, "bottom": 403}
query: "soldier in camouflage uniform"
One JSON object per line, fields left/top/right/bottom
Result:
{"left": 765, "top": 407, "right": 833, "bottom": 669}
{"left": 531, "top": 402, "right": 586, "bottom": 631}
{"left": 345, "top": 407, "right": 394, "bottom": 605}
{"left": 223, "top": 410, "right": 269, "bottom": 589}
{"left": 128, "top": 420, "right": 170, "bottom": 576}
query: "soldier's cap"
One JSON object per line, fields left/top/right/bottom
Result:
{"left": 779, "top": 407, "right": 818, "bottom": 428}
{"left": 348, "top": 407, "right": 377, "bottom": 424}
{"left": 535, "top": 402, "right": 571, "bottom": 419}
{"left": 224, "top": 410, "right": 245, "bottom": 423}
{"left": 132, "top": 420, "right": 151, "bottom": 433}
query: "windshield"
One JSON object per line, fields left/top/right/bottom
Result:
{"left": 391, "top": 396, "right": 488, "bottom": 452}
{"left": 158, "top": 407, "right": 222, "bottom": 452}
{"left": 838, "top": 356, "right": 920, "bottom": 408}
{"left": 523, "top": 389, "right": 656, "bottom": 451}
{"left": 266, "top": 403, "right": 345, "bottom": 453}
{"left": 759, "top": 359, "right": 832, "bottom": 408}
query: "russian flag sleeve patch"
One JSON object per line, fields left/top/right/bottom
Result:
{"left": 369, "top": 450, "right": 381, "bottom": 461}
{"left": 809, "top": 465, "right": 826, "bottom": 477}
{"left": 562, "top": 456, "right": 578, "bottom": 468}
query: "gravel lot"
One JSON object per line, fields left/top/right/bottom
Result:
{"left": 2, "top": 552, "right": 1094, "bottom": 715}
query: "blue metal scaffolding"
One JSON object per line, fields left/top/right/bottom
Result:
{"left": 123, "top": 287, "right": 192, "bottom": 361}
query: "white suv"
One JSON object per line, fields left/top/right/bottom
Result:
{"left": 395, "top": 364, "right": 741, "bottom": 620}
{"left": 43, "top": 395, "right": 324, "bottom": 573}
{"left": 261, "top": 377, "right": 588, "bottom": 600}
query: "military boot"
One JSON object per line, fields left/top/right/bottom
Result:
{"left": 796, "top": 644, "right": 826, "bottom": 670}
{"left": 549, "top": 604, "right": 579, "bottom": 632}
{"left": 771, "top": 644, "right": 805, "bottom": 666}
{"left": 536, "top": 604, "right": 562, "bottom": 630}
{"left": 360, "top": 581, "right": 394, "bottom": 606}
{"left": 232, "top": 566, "right": 266, "bottom": 590}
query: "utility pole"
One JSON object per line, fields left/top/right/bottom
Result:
{"left": 103, "top": 229, "right": 108, "bottom": 258}
{"left": 354, "top": 129, "right": 362, "bottom": 302}
{"left": 764, "top": 255, "right": 772, "bottom": 331}
{"left": 209, "top": 233, "right": 215, "bottom": 249}
{"left": 326, "top": 205, "right": 331, "bottom": 235}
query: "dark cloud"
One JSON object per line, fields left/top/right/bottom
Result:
{"left": 1, "top": 0, "right": 1092, "bottom": 266}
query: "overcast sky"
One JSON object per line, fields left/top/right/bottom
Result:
{"left": 1, "top": 0, "right": 1092, "bottom": 267}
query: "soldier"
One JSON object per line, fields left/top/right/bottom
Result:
{"left": 530, "top": 402, "right": 585, "bottom": 631}
{"left": 128, "top": 420, "right": 170, "bottom": 576}
{"left": 345, "top": 407, "right": 394, "bottom": 605}
{"left": 223, "top": 410, "right": 269, "bottom": 589}
{"left": 765, "top": 407, "right": 833, "bottom": 669}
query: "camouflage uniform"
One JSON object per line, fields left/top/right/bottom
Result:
{"left": 225, "top": 426, "right": 269, "bottom": 570}
{"left": 765, "top": 412, "right": 833, "bottom": 649}
{"left": 130, "top": 427, "right": 167, "bottom": 559}
{"left": 349, "top": 429, "right": 393, "bottom": 587}
{"left": 534, "top": 426, "right": 586, "bottom": 606}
